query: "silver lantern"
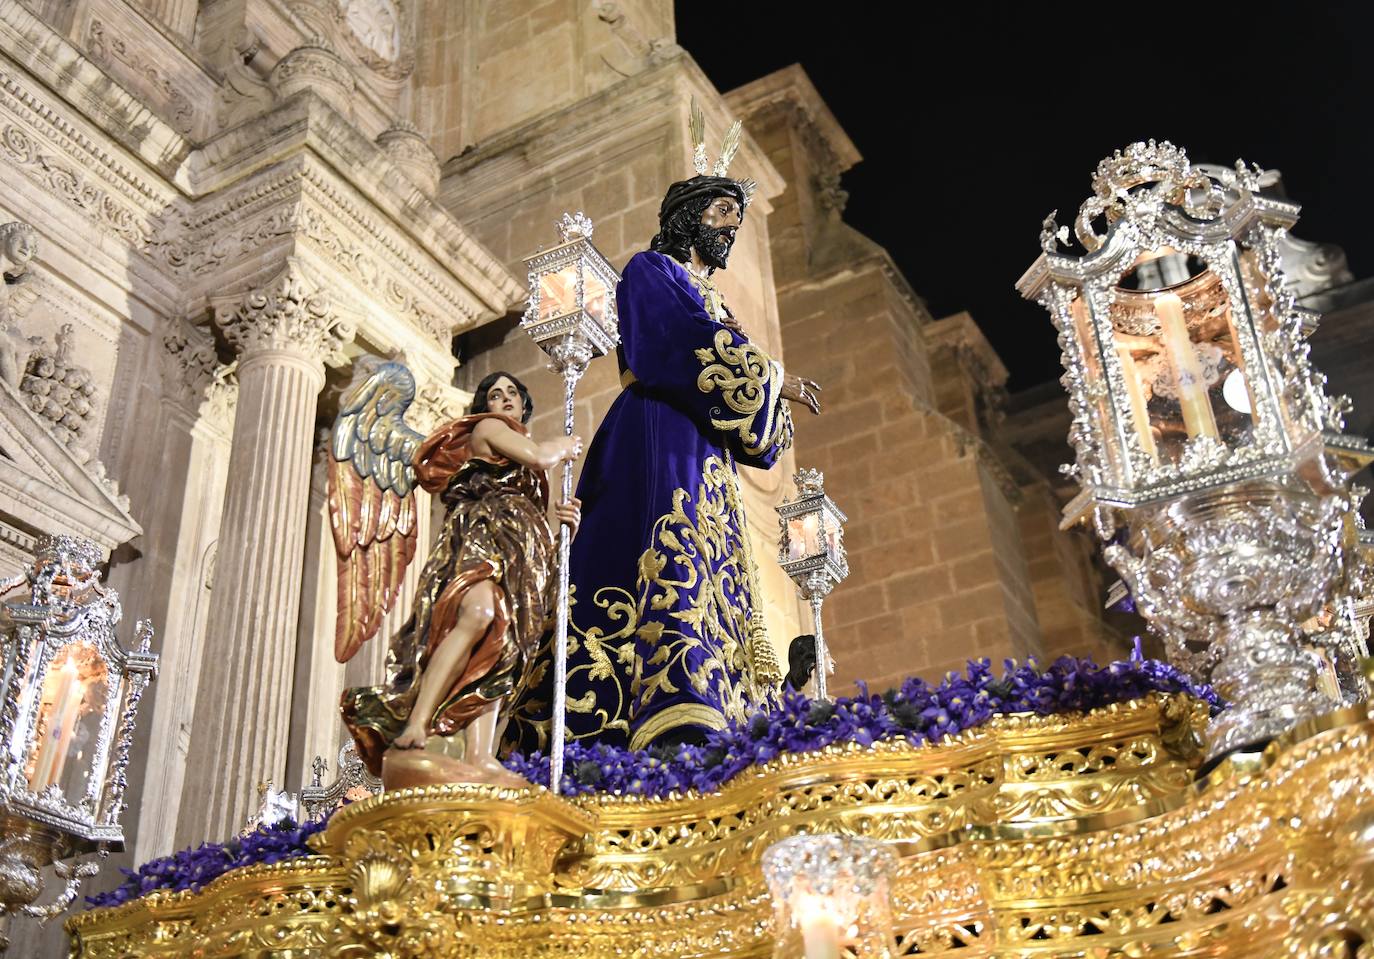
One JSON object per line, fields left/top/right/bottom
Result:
{"left": 300, "top": 740, "right": 382, "bottom": 822}
{"left": 777, "top": 469, "right": 849, "bottom": 701}
{"left": 1018, "top": 141, "right": 1372, "bottom": 763}
{"left": 522, "top": 211, "right": 620, "bottom": 793}
{"left": 0, "top": 535, "right": 157, "bottom": 946}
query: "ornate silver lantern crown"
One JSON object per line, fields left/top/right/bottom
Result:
{"left": 1020, "top": 141, "right": 1372, "bottom": 763}
{"left": 1021, "top": 140, "right": 1371, "bottom": 528}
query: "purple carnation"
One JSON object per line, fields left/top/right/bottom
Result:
{"left": 503, "top": 654, "right": 1220, "bottom": 799}
{"left": 90, "top": 655, "right": 1220, "bottom": 911}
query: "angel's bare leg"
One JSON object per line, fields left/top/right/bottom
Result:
{"left": 461, "top": 701, "right": 523, "bottom": 783}
{"left": 392, "top": 579, "right": 497, "bottom": 750}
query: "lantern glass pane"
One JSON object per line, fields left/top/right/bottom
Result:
{"left": 583, "top": 268, "right": 610, "bottom": 326}
{"left": 8, "top": 630, "right": 42, "bottom": 768}
{"left": 822, "top": 505, "right": 845, "bottom": 562}
{"left": 1072, "top": 294, "right": 1119, "bottom": 473}
{"left": 27, "top": 643, "right": 108, "bottom": 804}
{"left": 538, "top": 264, "right": 580, "bottom": 321}
{"left": 1112, "top": 251, "right": 1254, "bottom": 465}
{"left": 787, "top": 514, "right": 821, "bottom": 561}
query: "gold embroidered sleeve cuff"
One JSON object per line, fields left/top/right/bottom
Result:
{"left": 694, "top": 329, "right": 794, "bottom": 460}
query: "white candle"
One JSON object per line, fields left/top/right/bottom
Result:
{"left": 1155, "top": 293, "right": 1219, "bottom": 440}
{"left": 802, "top": 514, "right": 820, "bottom": 558}
{"left": 797, "top": 894, "right": 842, "bottom": 959}
{"left": 1115, "top": 345, "right": 1159, "bottom": 462}
{"left": 31, "top": 658, "right": 82, "bottom": 791}
{"left": 788, "top": 519, "right": 806, "bottom": 561}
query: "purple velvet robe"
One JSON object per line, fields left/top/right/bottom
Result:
{"left": 506, "top": 250, "right": 793, "bottom": 753}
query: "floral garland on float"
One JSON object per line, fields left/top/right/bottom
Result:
{"left": 87, "top": 652, "right": 1217, "bottom": 910}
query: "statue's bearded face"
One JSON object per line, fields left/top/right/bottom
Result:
{"left": 693, "top": 195, "right": 743, "bottom": 270}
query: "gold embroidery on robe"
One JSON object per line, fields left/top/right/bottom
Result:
{"left": 513, "top": 456, "right": 765, "bottom": 750}
{"left": 694, "top": 329, "right": 793, "bottom": 457}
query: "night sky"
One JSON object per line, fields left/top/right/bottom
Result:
{"left": 678, "top": 5, "right": 1374, "bottom": 391}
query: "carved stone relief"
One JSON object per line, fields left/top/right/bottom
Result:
{"left": 85, "top": 19, "right": 195, "bottom": 135}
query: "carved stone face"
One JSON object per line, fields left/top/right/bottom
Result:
{"left": 4, "top": 228, "right": 36, "bottom": 266}
{"left": 694, "top": 196, "right": 743, "bottom": 270}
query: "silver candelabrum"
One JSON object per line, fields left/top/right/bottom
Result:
{"left": 521, "top": 212, "right": 620, "bottom": 794}
{"left": 0, "top": 536, "right": 157, "bottom": 949}
{"left": 777, "top": 470, "right": 849, "bottom": 701}
{"left": 1019, "top": 141, "right": 1372, "bottom": 763}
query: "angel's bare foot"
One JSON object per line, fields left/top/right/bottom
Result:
{"left": 392, "top": 725, "right": 428, "bottom": 750}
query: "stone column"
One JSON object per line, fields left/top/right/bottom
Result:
{"left": 129, "top": 321, "right": 237, "bottom": 861}
{"left": 180, "top": 262, "right": 354, "bottom": 843}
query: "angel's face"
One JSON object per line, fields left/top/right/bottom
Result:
{"left": 485, "top": 376, "right": 522, "bottom": 420}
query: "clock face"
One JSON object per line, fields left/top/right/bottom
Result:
{"left": 343, "top": 0, "right": 401, "bottom": 63}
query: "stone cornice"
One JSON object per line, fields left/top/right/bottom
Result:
{"left": 0, "top": 16, "right": 522, "bottom": 344}
{"left": 724, "top": 64, "right": 862, "bottom": 173}
{"left": 441, "top": 52, "right": 786, "bottom": 223}
{"left": 0, "top": 1, "right": 196, "bottom": 185}
{"left": 189, "top": 95, "right": 522, "bottom": 317}
{"left": 926, "top": 311, "right": 1010, "bottom": 386}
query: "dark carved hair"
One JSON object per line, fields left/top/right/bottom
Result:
{"left": 786, "top": 634, "right": 818, "bottom": 692}
{"left": 650, "top": 193, "right": 715, "bottom": 263}
{"left": 650, "top": 176, "right": 749, "bottom": 264}
{"left": 468, "top": 370, "right": 533, "bottom": 424}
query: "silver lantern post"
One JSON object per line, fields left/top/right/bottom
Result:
{"left": 777, "top": 469, "right": 849, "bottom": 701}
{"left": 521, "top": 212, "right": 620, "bottom": 794}
{"left": 0, "top": 535, "right": 157, "bottom": 949}
{"left": 1018, "top": 141, "right": 1373, "bottom": 763}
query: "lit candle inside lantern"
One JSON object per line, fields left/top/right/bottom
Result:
{"left": 31, "top": 657, "right": 83, "bottom": 791}
{"left": 788, "top": 518, "right": 806, "bottom": 561}
{"left": 1155, "top": 292, "right": 1219, "bottom": 440}
{"left": 796, "top": 893, "right": 842, "bottom": 959}
{"left": 802, "top": 513, "right": 820, "bottom": 558}
{"left": 1115, "top": 345, "right": 1159, "bottom": 461}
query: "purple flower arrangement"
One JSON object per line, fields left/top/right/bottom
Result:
{"left": 504, "top": 654, "right": 1220, "bottom": 797}
{"left": 87, "top": 655, "right": 1215, "bottom": 911}
{"left": 85, "top": 815, "right": 329, "bottom": 909}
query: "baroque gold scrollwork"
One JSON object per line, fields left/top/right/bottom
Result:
{"left": 695, "top": 329, "right": 792, "bottom": 457}
{"left": 626, "top": 455, "right": 760, "bottom": 748}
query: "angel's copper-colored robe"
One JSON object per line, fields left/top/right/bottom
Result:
{"left": 341, "top": 413, "right": 554, "bottom": 776}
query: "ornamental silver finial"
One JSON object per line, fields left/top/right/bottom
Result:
{"left": 556, "top": 212, "right": 594, "bottom": 243}
{"left": 794, "top": 468, "right": 825, "bottom": 496}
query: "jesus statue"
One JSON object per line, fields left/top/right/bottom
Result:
{"left": 507, "top": 106, "right": 822, "bottom": 753}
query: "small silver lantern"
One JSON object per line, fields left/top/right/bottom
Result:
{"left": 777, "top": 469, "right": 849, "bottom": 701}
{"left": 762, "top": 834, "right": 898, "bottom": 959}
{"left": 0, "top": 535, "right": 157, "bottom": 943}
{"left": 1018, "top": 141, "right": 1372, "bottom": 762}
{"left": 300, "top": 740, "right": 381, "bottom": 822}
{"left": 521, "top": 212, "right": 620, "bottom": 793}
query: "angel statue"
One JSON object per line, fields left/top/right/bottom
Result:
{"left": 330, "top": 363, "right": 582, "bottom": 789}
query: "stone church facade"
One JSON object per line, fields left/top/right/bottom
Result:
{"left": 0, "top": 1, "right": 1217, "bottom": 944}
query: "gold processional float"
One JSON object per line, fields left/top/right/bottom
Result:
{"left": 59, "top": 143, "right": 1374, "bottom": 956}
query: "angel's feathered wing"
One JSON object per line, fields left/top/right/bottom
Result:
{"left": 326, "top": 362, "right": 427, "bottom": 664}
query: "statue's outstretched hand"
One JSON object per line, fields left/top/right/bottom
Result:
{"left": 555, "top": 497, "right": 582, "bottom": 540}
{"left": 781, "top": 373, "right": 822, "bottom": 415}
{"left": 558, "top": 434, "right": 584, "bottom": 463}
{"left": 719, "top": 303, "right": 743, "bottom": 333}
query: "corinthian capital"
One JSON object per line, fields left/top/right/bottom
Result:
{"left": 160, "top": 318, "right": 239, "bottom": 431}
{"left": 213, "top": 260, "right": 356, "bottom": 366}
